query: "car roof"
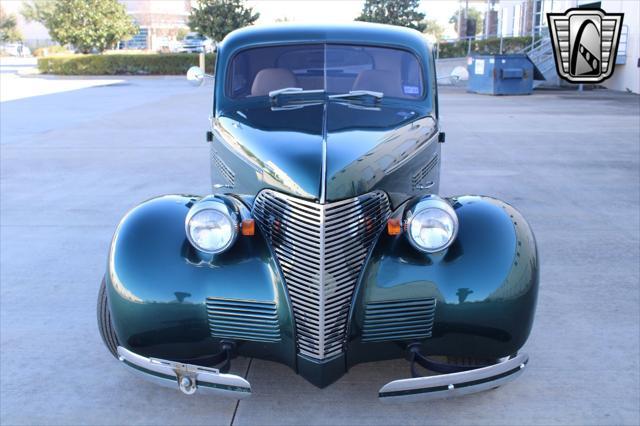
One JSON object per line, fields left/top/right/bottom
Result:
{"left": 218, "top": 22, "right": 431, "bottom": 58}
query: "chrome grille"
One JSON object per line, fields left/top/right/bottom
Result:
{"left": 362, "top": 298, "right": 436, "bottom": 342}
{"left": 252, "top": 190, "right": 390, "bottom": 359}
{"left": 206, "top": 298, "right": 280, "bottom": 343}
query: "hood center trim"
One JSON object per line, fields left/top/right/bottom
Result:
{"left": 320, "top": 103, "right": 328, "bottom": 203}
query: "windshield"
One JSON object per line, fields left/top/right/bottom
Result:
{"left": 226, "top": 44, "right": 424, "bottom": 100}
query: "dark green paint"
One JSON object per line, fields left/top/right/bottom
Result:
{"left": 106, "top": 195, "right": 297, "bottom": 369}
{"left": 347, "top": 196, "right": 539, "bottom": 365}
{"left": 106, "top": 194, "right": 538, "bottom": 387}
{"left": 210, "top": 23, "right": 439, "bottom": 207}
{"left": 103, "top": 23, "right": 539, "bottom": 389}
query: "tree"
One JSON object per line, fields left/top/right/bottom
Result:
{"left": 22, "top": 0, "right": 137, "bottom": 53}
{"left": 449, "top": 8, "right": 484, "bottom": 37}
{"left": 356, "top": 0, "right": 426, "bottom": 32}
{"left": 188, "top": 0, "right": 259, "bottom": 43}
{"left": 21, "top": 0, "right": 55, "bottom": 25}
{"left": 423, "top": 18, "right": 445, "bottom": 40}
{"left": 176, "top": 28, "right": 189, "bottom": 41}
{"left": 0, "top": 6, "right": 23, "bottom": 42}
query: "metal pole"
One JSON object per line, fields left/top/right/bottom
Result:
{"left": 499, "top": 7, "right": 504, "bottom": 54}
{"left": 531, "top": 0, "right": 536, "bottom": 49}
{"left": 485, "top": 0, "right": 489, "bottom": 39}
{"left": 465, "top": 0, "right": 470, "bottom": 56}
{"left": 458, "top": 0, "right": 463, "bottom": 40}
{"left": 464, "top": 0, "right": 475, "bottom": 37}
{"left": 199, "top": 52, "right": 205, "bottom": 70}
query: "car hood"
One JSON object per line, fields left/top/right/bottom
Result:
{"left": 215, "top": 101, "right": 436, "bottom": 202}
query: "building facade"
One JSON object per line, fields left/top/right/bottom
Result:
{"left": 599, "top": 0, "right": 639, "bottom": 93}
{"left": 498, "top": 0, "right": 638, "bottom": 93}
{"left": 119, "top": 0, "right": 191, "bottom": 51}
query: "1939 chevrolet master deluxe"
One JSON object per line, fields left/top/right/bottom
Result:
{"left": 98, "top": 23, "right": 538, "bottom": 402}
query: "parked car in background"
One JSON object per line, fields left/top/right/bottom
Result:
{"left": 179, "top": 32, "right": 214, "bottom": 53}
{"left": 98, "top": 23, "right": 539, "bottom": 402}
{"left": 157, "top": 36, "right": 182, "bottom": 53}
{"left": 0, "top": 43, "right": 31, "bottom": 57}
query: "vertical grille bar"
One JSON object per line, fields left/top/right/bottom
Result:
{"left": 253, "top": 190, "right": 390, "bottom": 360}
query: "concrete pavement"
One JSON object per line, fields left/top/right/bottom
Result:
{"left": 1, "top": 64, "right": 639, "bottom": 425}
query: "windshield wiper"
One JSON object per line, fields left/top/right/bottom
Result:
{"left": 328, "top": 90, "right": 384, "bottom": 102}
{"left": 268, "top": 87, "right": 325, "bottom": 99}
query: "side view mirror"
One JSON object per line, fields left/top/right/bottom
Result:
{"left": 187, "top": 66, "right": 205, "bottom": 86}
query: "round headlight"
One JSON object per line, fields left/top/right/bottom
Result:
{"left": 406, "top": 197, "right": 458, "bottom": 253}
{"left": 185, "top": 198, "right": 238, "bottom": 254}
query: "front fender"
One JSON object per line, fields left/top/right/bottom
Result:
{"left": 348, "top": 195, "right": 539, "bottom": 364}
{"left": 105, "top": 195, "right": 296, "bottom": 367}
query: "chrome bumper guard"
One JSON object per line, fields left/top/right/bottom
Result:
{"left": 117, "top": 346, "right": 251, "bottom": 398}
{"left": 379, "top": 353, "right": 529, "bottom": 403}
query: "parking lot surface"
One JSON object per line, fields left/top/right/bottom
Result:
{"left": 1, "top": 64, "right": 639, "bottom": 425}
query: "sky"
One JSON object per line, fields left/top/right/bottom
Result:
{"left": 2, "top": 0, "right": 484, "bottom": 41}
{"left": 247, "top": 0, "right": 461, "bottom": 25}
{"left": 246, "top": 0, "right": 463, "bottom": 38}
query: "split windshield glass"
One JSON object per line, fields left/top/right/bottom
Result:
{"left": 226, "top": 44, "right": 425, "bottom": 101}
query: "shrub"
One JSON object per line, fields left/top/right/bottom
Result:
{"left": 437, "top": 36, "right": 533, "bottom": 59}
{"left": 37, "top": 53, "right": 215, "bottom": 75}
{"left": 32, "top": 45, "right": 71, "bottom": 57}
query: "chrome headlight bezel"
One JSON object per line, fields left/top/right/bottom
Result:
{"left": 185, "top": 196, "right": 239, "bottom": 255}
{"left": 405, "top": 195, "right": 459, "bottom": 254}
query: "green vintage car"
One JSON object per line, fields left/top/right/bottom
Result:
{"left": 98, "top": 23, "right": 538, "bottom": 402}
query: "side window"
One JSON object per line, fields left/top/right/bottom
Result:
{"left": 229, "top": 52, "right": 250, "bottom": 98}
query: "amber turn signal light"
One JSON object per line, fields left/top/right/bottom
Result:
{"left": 241, "top": 219, "right": 255, "bottom": 236}
{"left": 387, "top": 218, "right": 402, "bottom": 235}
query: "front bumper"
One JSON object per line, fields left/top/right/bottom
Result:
{"left": 117, "top": 345, "right": 527, "bottom": 401}
{"left": 378, "top": 353, "right": 529, "bottom": 402}
{"left": 117, "top": 346, "right": 251, "bottom": 398}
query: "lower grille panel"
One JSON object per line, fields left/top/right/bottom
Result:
{"left": 362, "top": 298, "right": 436, "bottom": 342}
{"left": 206, "top": 298, "right": 281, "bottom": 343}
{"left": 253, "top": 190, "right": 390, "bottom": 360}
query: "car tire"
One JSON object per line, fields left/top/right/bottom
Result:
{"left": 97, "top": 277, "right": 120, "bottom": 358}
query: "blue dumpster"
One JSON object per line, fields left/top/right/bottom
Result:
{"left": 467, "top": 54, "right": 541, "bottom": 95}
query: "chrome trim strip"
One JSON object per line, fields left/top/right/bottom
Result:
{"left": 320, "top": 102, "right": 328, "bottom": 203}
{"left": 117, "top": 346, "right": 251, "bottom": 398}
{"left": 378, "top": 353, "right": 529, "bottom": 403}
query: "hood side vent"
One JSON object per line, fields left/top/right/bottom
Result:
{"left": 411, "top": 155, "right": 438, "bottom": 190}
{"left": 211, "top": 149, "right": 235, "bottom": 188}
